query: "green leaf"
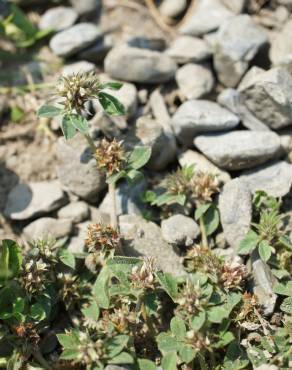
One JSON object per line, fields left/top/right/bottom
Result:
{"left": 208, "top": 306, "right": 230, "bottom": 323}
{"left": 101, "top": 82, "right": 123, "bottom": 90}
{"left": 202, "top": 204, "right": 220, "bottom": 236}
{"left": 155, "top": 271, "right": 178, "bottom": 300}
{"left": 81, "top": 300, "right": 100, "bottom": 321}
{"left": 59, "top": 349, "right": 79, "bottom": 361}
{"left": 191, "top": 310, "right": 206, "bottom": 331}
{"left": 57, "top": 331, "right": 80, "bottom": 349}
{"left": 98, "top": 91, "right": 125, "bottom": 116}
{"left": 178, "top": 344, "right": 196, "bottom": 364}
{"left": 69, "top": 114, "right": 89, "bottom": 134}
{"left": 157, "top": 333, "right": 179, "bottom": 353}
{"left": 10, "top": 4, "right": 37, "bottom": 38}
{"left": 213, "top": 331, "right": 234, "bottom": 349}
{"left": 30, "top": 303, "right": 46, "bottom": 322}
{"left": 152, "top": 193, "right": 186, "bottom": 207}
{"left": 106, "top": 335, "right": 129, "bottom": 358}
{"left": 61, "top": 115, "right": 77, "bottom": 140}
{"left": 37, "top": 105, "right": 62, "bottom": 118}
{"left": 161, "top": 352, "right": 178, "bottom": 370}
{"left": 108, "top": 352, "right": 133, "bottom": 364}
{"left": 58, "top": 249, "right": 75, "bottom": 269}
{"left": 13, "top": 297, "right": 25, "bottom": 314}
{"left": 138, "top": 359, "right": 157, "bottom": 370}
{"left": 195, "top": 203, "right": 212, "bottom": 221}
{"left": 279, "top": 235, "right": 292, "bottom": 251}
{"left": 223, "top": 342, "right": 249, "bottom": 370}
{"left": 280, "top": 296, "right": 292, "bottom": 314}
{"left": 128, "top": 146, "right": 152, "bottom": 170}
{"left": 274, "top": 282, "right": 292, "bottom": 296}
{"left": 170, "top": 317, "right": 186, "bottom": 340}
{"left": 0, "top": 240, "right": 22, "bottom": 283}
{"left": 107, "top": 170, "right": 126, "bottom": 185}
{"left": 126, "top": 169, "right": 144, "bottom": 185}
{"left": 93, "top": 266, "right": 111, "bottom": 309}
{"left": 10, "top": 106, "right": 24, "bottom": 122}
{"left": 237, "top": 230, "right": 259, "bottom": 255}
{"left": 258, "top": 240, "right": 272, "bottom": 262}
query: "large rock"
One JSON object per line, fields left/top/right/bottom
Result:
{"left": 4, "top": 181, "right": 66, "bottom": 220}
{"left": 214, "top": 15, "right": 268, "bottom": 87}
{"left": 171, "top": 100, "right": 239, "bottom": 146}
{"left": 178, "top": 150, "right": 231, "bottom": 184}
{"left": 135, "top": 117, "right": 177, "bottom": 170}
{"left": 179, "top": 0, "right": 234, "bottom": 36}
{"left": 194, "top": 131, "right": 281, "bottom": 170}
{"left": 219, "top": 178, "right": 252, "bottom": 252}
{"left": 166, "top": 36, "right": 212, "bottom": 64}
{"left": 104, "top": 45, "right": 177, "bottom": 84}
{"left": 57, "top": 135, "right": 105, "bottom": 202}
{"left": 217, "top": 88, "right": 270, "bottom": 131}
{"left": 221, "top": 0, "right": 246, "bottom": 14}
{"left": 161, "top": 215, "right": 200, "bottom": 247}
{"left": 69, "top": 0, "right": 101, "bottom": 16}
{"left": 240, "top": 161, "right": 292, "bottom": 197}
{"left": 50, "top": 23, "right": 102, "bottom": 57}
{"left": 57, "top": 201, "right": 89, "bottom": 223}
{"left": 23, "top": 217, "right": 73, "bottom": 241}
{"left": 176, "top": 63, "right": 214, "bottom": 99}
{"left": 39, "top": 6, "right": 78, "bottom": 31}
{"left": 239, "top": 67, "right": 292, "bottom": 130}
{"left": 270, "top": 20, "right": 292, "bottom": 69}
{"left": 78, "top": 35, "right": 113, "bottom": 63}
{"left": 62, "top": 61, "right": 96, "bottom": 76}
{"left": 159, "top": 0, "right": 187, "bottom": 18}
{"left": 119, "top": 215, "right": 185, "bottom": 276}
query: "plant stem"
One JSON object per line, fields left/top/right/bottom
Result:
{"left": 199, "top": 216, "right": 208, "bottom": 248}
{"left": 84, "top": 133, "right": 97, "bottom": 153}
{"left": 32, "top": 349, "right": 52, "bottom": 370}
{"left": 197, "top": 353, "right": 208, "bottom": 370}
{"left": 109, "top": 181, "right": 118, "bottom": 230}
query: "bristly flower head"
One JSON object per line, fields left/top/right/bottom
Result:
{"left": 165, "top": 167, "right": 193, "bottom": 196}
{"left": 20, "top": 258, "right": 49, "bottom": 295}
{"left": 94, "top": 138, "right": 126, "bottom": 175}
{"left": 130, "top": 257, "right": 157, "bottom": 290}
{"left": 85, "top": 223, "right": 120, "bottom": 254}
{"left": 56, "top": 71, "right": 100, "bottom": 113}
{"left": 190, "top": 171, "right": 219, "bottom": 204}
{"left": 220, "top": 260, "right": 247, "bottom": 291}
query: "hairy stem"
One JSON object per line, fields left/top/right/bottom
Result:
{"left": 109, "top": 181, "right": 118, "bottom": 230}
{"left": 199, "top": 216, "right": 208, "bottom": 248}
{"left": 32, "top": 349, "right": 52, "bottom": 370}
{"left": 84, "top": 133, "right": 97, "bottom": 153}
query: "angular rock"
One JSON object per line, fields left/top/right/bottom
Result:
{"left": 57, "top": 201, "right": 89, "bottom": 223}
{"left": 179, "top": 0, "right": 234, "bottom": 36}
{"left": 178, "top": 149, "right": 231, "bottom": 183}
{"left": 219, "top": 178, "right": 252, "bottom": 251}
{"left": 104, "top": 45, "right": 177, "bottom": 84}
{"left": 159, "top": 0, "right": 187, "bottom": 18}
{"left": 194, "top": 131, "right": 281, "bottom": 170}
{"left": 239, "top": 67, "right": 292, "bottom": 130}
{"left": 57, "top": 135, "right": 105, "bottom": 202}
{"left": 69, "top": 0, "right": 101, "bottom": 16}
{"left": 176, "top": 63, "right": 214, "bottom": 99}
{"left": 99, "top": 180, "right": 146, "bottom": 218}
{"left": 214, "top": 15, "right": 268, "bottom": 87}
{"left": 251, "top": 253, "right": 277, "bottom": 316}
{"left": 127, "top": 37, "right": 166, "bottom": 52}
{"left": 240, "top": 161, "right": 292, "bottom": 197}
{"left": 50, "top": 23, "right": 102, "bottom": 57}
{"left": 62, "top": 61, "right": 96, "bottom": 76}
{"left": 166, "top": 36, "right": 212, "bottom": 64}
{"left": 217, "top": 88, "right": 270, "bottom": 131}
{"left": 161, "top": 214, "right": 200, "bottom": 247}
{"left": 270, "top": 20, "right": 292, "bottom": 68}
{"left": 119, "top": 215, "right": 185, "bottom": 276}
{"left": 39, "top": 6, "right": 78, "bottom": 31}
{"left": 171, "top": 100, "right": 239, "bottom": 146}
{"left": 23, "top": 217, "right": 72, "bottom": 241}
{"left": 135, "top": 116, "right": 177, "bottom": 170}
{"left": 221, "top": 0, "right": 246, "bottom": 14}
{"left": 4, "top": 181, "right": 66, "bottom": 220}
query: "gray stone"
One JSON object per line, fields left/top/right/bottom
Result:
{"left": 179, "top": 0, "right": 234, "bottom": 36}
{"left": 69, "top": 0, "right": 101, "bottom": 16}
{"left": 240, "top": 161, "right": 292, "bottom": 197}
{"left": 166, "top": 36, "right": 212, "bottom": 64}
{"left": 119, "top": 215, "right": 185, "bottom": 276}
{"left": 239, "top": 67, "right": 292, "bottom": 130}
{"left": 50, "top": 23, "right": 102, "bottom": 57}
{"left": 127, "top": 37, "right": 166, "bottom": 52}
{"left": 277, "top": 0, "right": 292, "bottom": 8}
{"left": 194, "top": 131, "right": 281, "bottom": 170}
{"left": 219, "top": 178, "right": 252, "bottom": 252}
{"left": 161, "top": 215, "right": 200, "bottom": 246}
{"left": 270, "top": 20, "right": 292, "bottom": 72}
{"left": 217, "top": 88, "right": 270, "bottom": 131}
{"left": 62, "top": 61, "right": 96, "bottom": 76}
{"left": 214, "top": 15, "right": 268, "bottom": 87}
{"left": 135, "top": 116, "right": 177, "bottom": 170}
{"left": 221, "top": 0, "right": 246, "bottom": 14}
{"left": 104, "top": 45, "right": 177, "bottom": 84}
{"left": 255, "top": 365, "right": 279, "bottom": 370}
{"left": 57, "top": 135, "right": 106, "bottom": 202}
{"left": 99, "top": 181, "right": 146, "bottom": 218}
{"left": 39, "top": 6, "right": 78, "bottom": 32}
{"left": 171, "top": 100, "right": 239, "bottom": 146}
{"left": 251, "top": 253, "right": 277, "bottom": 316}
{"left": 105, "top": 366, "right": 129, "bottom": 370}
{"left": 23, "top": 217, "right": 72, "bottom": 241}
{"left": 159, "top": 0, "right": 187, "bottom": 18}
{"left": 176, "top": 63, "right": 214, "bottom": 99}
{"left": 178, "top": 149, "right": 231, "bottom": 184}
{"left": 57, "top": 201, "right": 89, "bottom": 223}
{"left": 4, "top": 181, "right": 66, "bottom": 220}
{"left": 78, "top": 35, "right": 113, "bottom": 63}
{"left": 279, "top": 129, "right": 292, "bottom": 153}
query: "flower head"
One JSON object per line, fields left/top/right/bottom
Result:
{"left": 130, "top": 257, "right": 157, "bottom": 290}
{"left": 85, "top": 223, "right": 120, "bottom": 254}
{"left": 94, "top": 138, "right": 126, "bottom": 175}
{"left": 190, "top": 171, "right": 219, "bottom": 204}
